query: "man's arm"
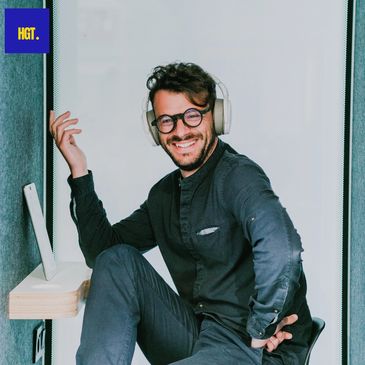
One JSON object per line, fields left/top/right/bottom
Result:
{"left": 49, "top": 110, "right": 156, "bottom": 267}
{"left": 224, "top": 162, "right": 304, "bottom": 346}
{"left": 68, "top": 171, "right": 156, "bottom": 268}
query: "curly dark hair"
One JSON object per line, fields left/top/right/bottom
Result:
{"left": 146, "top": 62, "right": 216, "bottom": 109}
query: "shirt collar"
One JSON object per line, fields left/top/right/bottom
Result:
{"left": 177, "top": 138, "right": 227, "bottom": 189}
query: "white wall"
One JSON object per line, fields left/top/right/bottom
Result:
{"left": 52, "top": 1, "right": 347, "bottom": 364}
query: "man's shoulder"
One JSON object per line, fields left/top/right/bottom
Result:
{"left": 217, "top": 146, "right": 268, "bottom": 183}
{"left": 214, "top": 145, "right": 273, "bottom": 204}
{"left": 221, "top": 148, "right": 259, "bottom": 167}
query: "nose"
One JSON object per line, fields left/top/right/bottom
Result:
{"left": 173, "top": 117, "right": 190, "bottom": 137}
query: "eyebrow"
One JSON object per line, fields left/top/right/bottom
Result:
{"left": 156, "top": 105, "right": 210, "bottom": 119}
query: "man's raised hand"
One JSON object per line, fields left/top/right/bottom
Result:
{"left": 49, "top": 110, "right": 88, "bottom": 178}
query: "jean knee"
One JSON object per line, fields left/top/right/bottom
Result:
{"left": 93, "top": 244, "right": 142, "bottom": 277}
{"left": 96, "top": 244, "right": 140, "bottom": 264}
{"left": 86, "top": 245, "right": 143, "bottom": 312}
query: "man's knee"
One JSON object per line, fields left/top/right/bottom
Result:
{"left": 92, "top": 244, "right": 143, "bottom": 281}
{"left": 95, "top": 244, "right": 140, "bottom": 265}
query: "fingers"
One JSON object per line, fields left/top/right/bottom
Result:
{"left": 49, "top": 110, "right": 80, "bottom": 144}
{"left": 277, "top": 314, "right": 298, "bottom": 331}
{"left": 276, "top": 330, "right": 293, "bottom": 341}
{"left": 49, "top": 110, "right": 55, "bottom": 132}
{"left": 265, "top": 331, "right": 293, "bottom": 352}
{"left": 283, "top": 314, "right": 298, "bottom": 326}
{"left": 266, "top": 336, "right": 280, "bottom": 352}
{"left": 49, "top": 110, "right": 69, "bottom": 135}
{"left": 59, "top": 128, "right": 81, "bottom": 145}
{"left": 56, "top": 120, "right": 80, "bottom": 145}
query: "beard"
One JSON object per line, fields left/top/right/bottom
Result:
{"left": 160, "top": 129, "right": 217, "bottom": 172}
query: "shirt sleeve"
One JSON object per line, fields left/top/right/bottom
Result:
{"left": 67, "top": 170, "right": 157, "bottom": 268}
{"left": 225, "top": 162, "right": 304, "bottom": 340}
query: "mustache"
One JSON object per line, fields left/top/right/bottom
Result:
{"left": 167, "top": 133, "right": 202, "bottom": 144}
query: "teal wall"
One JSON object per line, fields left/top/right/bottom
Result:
{"left": 350, "top": 0, "right": 365, "bottom": 364}
{"left": 0, "top": 1, "right": 44, "bottom": 364}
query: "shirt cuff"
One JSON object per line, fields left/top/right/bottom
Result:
{"left": 247, "top": 315, "right": 278, "bottom": 340}
{"left": 67, "top": 170, "right": 95, "bottom": 196}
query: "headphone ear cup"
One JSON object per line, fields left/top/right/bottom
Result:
{"left": 146, "top": 110, "right": 160, "bottom": 146}
{"left": 213, "top": 99, "right": 224, "bottom": 135}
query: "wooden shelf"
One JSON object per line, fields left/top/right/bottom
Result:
{"left": 9, "top": 262, "right": 92, "bottom": 319}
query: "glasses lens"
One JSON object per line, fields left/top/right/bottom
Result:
{"left": 157, "top": 115, "right": 174, "bottom": 133}
{"left": 184, "top": 109, "right": 202, "bottom": 126}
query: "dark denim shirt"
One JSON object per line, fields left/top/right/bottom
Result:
{"left": 68, "top": 139, "right": 311, "bottom": 345}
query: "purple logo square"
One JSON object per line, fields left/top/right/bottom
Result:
{"left": 5, "top": 8, "right": 50, "bottom": 54}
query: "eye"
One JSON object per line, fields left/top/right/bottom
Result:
{"left": 158, "top": 115, "right": 173, "bottom": 125}
{"left": 185, "top": 109, "right": 201, "bottom": 122}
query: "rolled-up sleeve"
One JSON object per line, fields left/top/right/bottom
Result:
{"left": 225, "top": 162, "right": 304, "bottom": 340}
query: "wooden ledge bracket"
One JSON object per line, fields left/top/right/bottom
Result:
{"left": 9, "top": 262, "right": 92, "bottom": 319}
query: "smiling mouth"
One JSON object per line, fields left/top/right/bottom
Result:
{"left": 174, "top": 140, "right": 196, "bottom": 149}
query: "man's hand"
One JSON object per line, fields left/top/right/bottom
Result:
{"left": 251, "top": 314, "right": 298, "bottom": 352}
{"left": 49, "top": 110, "right": 88, "bottom": 178}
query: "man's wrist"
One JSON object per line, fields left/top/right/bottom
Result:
{"left": 71, "top": 168, "right": 88, "bottom": 179}
{"left": 67, "top": 170, "right": 94, "bottom": 197}
{"left": 251, "top": 338, "right": 268, "bottom": 348}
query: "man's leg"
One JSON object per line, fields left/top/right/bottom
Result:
{"left": 168, "top": 317, "right": 264, "bottom": 365}
{"left": 76, "top": 244, "right": 199, "bottom": 365}
{"left": 168, "top": 318, "right": 294, "bottom": 365}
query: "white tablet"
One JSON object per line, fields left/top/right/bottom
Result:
{"left": 23, "top": 183, "right": 57, "bottom": 281}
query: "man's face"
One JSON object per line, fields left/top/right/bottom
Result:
{"left": 153, "top": 90, "right": 218, "bottom": 177}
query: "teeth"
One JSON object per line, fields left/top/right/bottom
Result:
{"left": 176, "top": 141, "right": 195, "bottom": 148}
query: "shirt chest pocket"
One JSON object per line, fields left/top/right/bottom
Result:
{"left": 192, "top": 222, "right": 232, "bottom": 263}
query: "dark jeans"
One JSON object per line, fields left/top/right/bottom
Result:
{"left": 76, "top": 245, "right": 294, "bottom": 365}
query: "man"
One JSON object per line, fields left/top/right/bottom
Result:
{"left": 50, "top": 62, "right": 312, "bottom": 365}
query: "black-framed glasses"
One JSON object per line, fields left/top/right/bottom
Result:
{"left": 151, "top": 105, "right": 211, "bottom": 134}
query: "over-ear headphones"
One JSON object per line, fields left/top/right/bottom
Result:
{"left": 142, "top": 75, "right": 232, "bottom": 146}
